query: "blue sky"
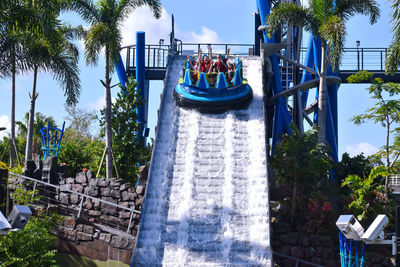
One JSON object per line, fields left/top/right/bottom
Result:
{"left": 0, "top": 0, "right": 395, "bottom": 159}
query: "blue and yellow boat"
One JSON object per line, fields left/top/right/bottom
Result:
{"left": 173, "top": 58, "right": 253, "bottom": 112}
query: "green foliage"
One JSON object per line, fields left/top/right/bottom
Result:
{"left": 0, "top": 212, "right": 61, "bottom": 267}
{"left": 266, "top": 0, "right": 380, "bottom": 72}
{"left": 58, "top": 138, "right": 105, "bottom": 178}
{"left": 334, "top": 152, "right": 373, "bottom": 182}
{"left": 270, "top": 125, "right": 333, "bottom": 224}
{"left": 100, "top": 77, "right": 153, "bottom": 183}
{"left": 0, "top": 161, "right": 10, "bottom": 171}
{"left": 342, "top": 166, "right": 391, "bottom": 222}
{"left": 348, "top": 71, "right": 400, "bottom": 192}
{"left": 12, "top": 184, "right": 40, "bottom": 206}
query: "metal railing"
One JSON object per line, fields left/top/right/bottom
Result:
{"left": 121, "top": 43, "right": 393, "bottom": 75}
{"left": 121, "top": 43, "right": 255, "bottom": 72}
{"left": 9, "top": 172, "right": 140, "bottom": 234}
{"left": 389, "top": 174, "right": 400, "bottom": 194}
{"left": 272, "top": 251, "right": 325, "bottom": 267}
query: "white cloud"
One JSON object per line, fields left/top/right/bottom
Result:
{"left": 87, "top": 95, "right": 116, "bottom": 111}
{"left": 0, "top": 115, "right": 11, "bottom": 139}
{"left": 120, "top": 7, "right": 221, "bottom": 46}
{"left": 345, "top": 142, "right": 378, "bottom": 157}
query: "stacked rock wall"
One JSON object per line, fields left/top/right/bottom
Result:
{"left": 8, "top": 166, "right": 148, "bottom": 264}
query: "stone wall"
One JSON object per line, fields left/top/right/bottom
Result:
{"left": 8, "top": 165, "right": 148, "bottom": 264}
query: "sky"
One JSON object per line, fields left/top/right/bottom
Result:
{"left": 0, "top": 0, "right": 396, "bottom": 160}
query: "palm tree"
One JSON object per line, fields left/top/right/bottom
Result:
{"left": 23, "top": 24, "right": 82, "bottom": 162}
{"left": 385, "top": 0, "right": 400, "bottom": 73}
{"left": 70, "top": 0, "right": 162, "bottom": 178}
{"left": 266, "top": 0, "right": 380, "bottom": 143}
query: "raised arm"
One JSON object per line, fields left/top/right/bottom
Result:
{"left": 208, "top": 45, "right": 213, "bottom": 73}
{"left": 187, "top": 55, "right": 194, "bottom": 69}
{"left": 226, "top": 47, "right": 230, "bottom": 60}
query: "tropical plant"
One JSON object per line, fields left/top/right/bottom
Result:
{"left": 23, "top": 23, "right": 82, "bottom": 162}
{"left": 0, "top": 211, "right": 61, "bottom": 267}
{"left": 342, "top": 166, "right": 390, "bottom": 222}
{"left": 347, "top": 71, "right": 400, "bottom": 194}
{"left": 270, "top": 124, "right": 333, "bottom": 223}
{"left": 334, "top": 152, "right": 373, "bottom": 182}
{"left": 386, "top": 0, "right": 400, "bottom": 74}
{"left": 265, "top": 0, "right": 380, "bottom": 143}
{"left": 100, "top": 77, "right": 153, "bottom": 183}
{"left": 69, "top": 0, "right": 162, "bottom": 178}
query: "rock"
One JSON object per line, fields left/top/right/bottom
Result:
{"left": 311, "top": 257, "right": 323, "bottom": 265}
{"left": 119, "top": 211, "right": 131, "bottom": 219}
{"left": 65, "top": 229, "right": 77, "bottom": 241}
{"left": 89, "top": 178, "right": 98, "bottom": 186}
{"left": 76, "top": 232, "right": 93, "bottom": 241}
{"left": 323, "top": 247, "right": 335, "bottom": 259}
{"left": 99, "top": 233, "right": 112, "bottom": 243}
{"left": 86, "top": 170, "right": 94, "bottom": 179}
{"left": 110, "top": 235, "right": 130, "bottom": 249}
{"left": 88, "top": 210, "right": 101, "bottom": 216}
{"left": 76, "top": 172, "right": 87, "bottom": 184}
{"left": 101, "top": 188, "right": 111, "bottom": 197}
{"left": 84, "top": 199, "right": 93, "bottom": 209}
{"left": 274, "top": 222, "right": 291, "bottom": 233}
{"left": 299, "top": 236, "right": 310, "bottom": 247}
{"left": 121, "top": 191, "right": 134, "bottom": 201}
{"left": 135, "top": 197, "right": 144, "bottom": 206}
{"left": 325, "top": 259, "right": 340, "bottom": 267}
{"left": 60, "top": 184, "right": 71, "bottom": 191}
{"left": 110, "top": 190, "right": 120, "bottom": 199}
{"left": 120, "top": 184, "right": 128, "bottom": 191}
{"left": 84, "top": 186, "right": 98, "bottom": 197}
{"left": 75, "top": 224, "right": 84, "bottom": 232}
{"left": 136, "top": 185, "right": 144, "bottom": 195}
{"left": 291, "top": 246, "right": 305, "bottom": 259}
{"left": 310, "top": 235, "right": 332, "bottom": 247}
{"left": 66, "top": 178, "right": 75, "bottom": 184}
{"left": 98, "top": 178, "right": 109, "bottom": 187}
{"left": 70, "top": 194, "right": 80, "bottom": 204}
{"left": 63, "top": 217, "right": 76, "bottom": 228}
{"left": 280, "top": 232, "right": 300, "bottom": 245}
{"left": 279, "top": 245, "right": 291, "bottom": 255}
{"left": 305, "top": 247, "right": 316, "bottom": 258}
{"left": 71, "top": 184, "right": 83, "bottom": 193}
{"left": 83, "top": 225, "right": 94, "bottom": 234}
{"left": 23, "top": 160, "right": 36, "bottom": 178}
{"left": 60, "top": 193, "right": 69, "bottom": 204}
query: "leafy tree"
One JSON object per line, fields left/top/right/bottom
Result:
{"left": 342, "top": 166, "right": 390, "bottom": 222}
{"left": 0, "top": 212, "right": 61, "bottom": 267}
{"left": 70, "top": 0, "right": 162, "bottom": 178}
{"left": 23, "top": 23, "right": 82, "bottom": 162}
{"left": 347, "top": 71, "right": 400, "bottom": 193}
{"left": 63, "top": 104, "right": 98, "bottom": 141}
{"left": 335, "top": 152, "right": 373, "bottom": 182}
{"left": 110, "top": 78, "right": 152, "bottom": 183}
{"left": 270, "top": 125, "right": 332, "bottom": 223}
{"left": 386, "top": 0, "right": 400, "bottom": 73}
{"left": 265, "top": 0, "right": 380, "bottom": 143}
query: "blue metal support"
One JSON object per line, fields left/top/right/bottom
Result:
{"left": 136, "top": 31, "right": 149, "bottom": 144}
{"left": 258, "top": 0, "right": 292, "bottom": 151}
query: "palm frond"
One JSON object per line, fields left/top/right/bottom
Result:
{"left": 84, "top": 22, "right": 108, "bottom": 66}
{"left": 266, "top": 2, "right": 317, "bottom": 37}
{"left": 385, "top": 41, "right": 400, "bottom": 75}
{"left": 335, "top": 0, "right": 380, "bottom": 24}
{"left": 68, "top": 0, "right": 101, "bottom": 24}
{"left": 116, "top": 0, "right": 162, "bottom": 24}
{"left": 309, "top": 0, "right": 334, "bottom": 25}
{"left": 319, "top": 15, "right": 346, "bottom": 71}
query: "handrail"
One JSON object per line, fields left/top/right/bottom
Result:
{"left": 272, "top": 251, "right": 325, "bottom": 267}
{"left": 9, "top": 172, "right": 141, "bottom": 233}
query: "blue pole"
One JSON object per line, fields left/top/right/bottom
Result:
{"left": 115, "top": 54, "right": 128, "bottom": 87}
{"left": 257, "top": 0, "right": 291, "bottom": 150}
{"left": 136, "top": 31, "right": 147, "bottom": 144}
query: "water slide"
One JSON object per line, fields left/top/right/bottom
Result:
{"left": 131, "top": 55, "right": 272, "bottom": 266}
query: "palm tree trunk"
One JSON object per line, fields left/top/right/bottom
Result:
{"left": 105, "top": 46, "right": 113, "bottom": 178}
{"left": 317, "top": 41, "right": 328, "bottom": 143}
{"left": 10, "top": 48, "right": 16, "bottom": 168}
{"left": 25, "top": 66, "right": 38, "bottom": 162}
{"left": 385, "top": 116, "right": 391, "bottom": 194}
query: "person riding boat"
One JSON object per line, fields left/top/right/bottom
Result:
{"left": 213, "top": 47, "right": 230, "bottom": 73}
{"left": 198, "top": 46, "right": 213, "bottom": 73}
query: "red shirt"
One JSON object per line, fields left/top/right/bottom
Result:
{"left": 200, "top": 61, "right": 211, "bottom": 72}
{"left": 214, "top": 58, "right": 228, "bottom": 72}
